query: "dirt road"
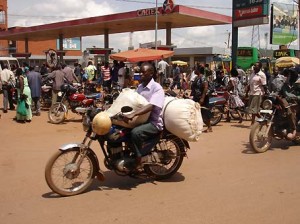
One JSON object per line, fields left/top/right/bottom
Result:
{"left": 0, "top": 108, "right": 300, "bottom": 224}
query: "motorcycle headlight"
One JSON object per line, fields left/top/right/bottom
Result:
{"left": 262, "top": 99, "right": 272, "bottom": 110}
{"left": 57, "top": 91, "right": 62, "bottom": 97}
{"left": 82, "top": 115, "right": 91, "bottom": 132}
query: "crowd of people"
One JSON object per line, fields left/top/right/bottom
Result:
{"left": 1, "top": 58, "right": 300, "bottom": 139}
{"left": 166, "top": 61, "right": 300, "bottom": 136}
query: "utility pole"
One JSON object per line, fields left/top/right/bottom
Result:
{"left": 264, "top": 32, "right": 268, "bottom": 57}
{"left": 227, "top": 31, "right": 231, "bottom": 49}
{"left": 232, "top": 0, "right": 238, "bottom": 69}
{"left": 155, "top": 0, "right": 158, "bottom": 50}
{"left": 298, "top": 0, "right": 300, "bottom": 53}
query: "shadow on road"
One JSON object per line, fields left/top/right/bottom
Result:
{"left": 42, "top": 171, "right": 185, "bottom": 198}
{"left": 242, "top": 139, "right": 297, "bottom": 154}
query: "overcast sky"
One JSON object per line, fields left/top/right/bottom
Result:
{"left": 7, "top": 0, "right": 298, "bottom": 52}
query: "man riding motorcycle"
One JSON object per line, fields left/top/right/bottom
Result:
{"left": 123, "top": 62, "right": 165, "bottom": 167}
{"left": 279, "top": 68, "right": 300, "bottom": 140}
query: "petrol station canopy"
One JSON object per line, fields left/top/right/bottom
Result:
{"left": 0, "top": 5, "right": 231, "bottom": 41}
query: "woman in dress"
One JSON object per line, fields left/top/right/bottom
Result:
{"left": 190, "top": 67, "right": 212, "bottom": 132}
{"left": 225, "top": 68, "right": 244, "bottom": 123}
{"left": 16, "top": 67, "right": 32, "bottom": 122}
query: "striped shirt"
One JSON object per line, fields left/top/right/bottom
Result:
{"left": 101, "top": 66, "right": 111, "bottom": 81}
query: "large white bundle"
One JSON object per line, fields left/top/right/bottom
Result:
{"left": 106, "top": 88, "right": 150, "bottom": 128}
{"left": 163, "top": 96, "right": 203, "bottom": 142}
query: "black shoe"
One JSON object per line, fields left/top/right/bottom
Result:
{"left": 26, "top": 120, "right": 31, "bottom": 123}
{"left": 9, "top": 107, "right": 15, "bottom": 110}
{"left": 3, "top": 110, "right": 7, "bottom": 113}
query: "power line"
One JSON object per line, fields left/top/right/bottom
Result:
{"left": 7, "top": 1, "right": 232, "bottom": 20}
{"left": 114, "top": 0, "right": 232, "bottom": 10}
{"left": 8, "top": 14, "right": 79, "bottom": 19}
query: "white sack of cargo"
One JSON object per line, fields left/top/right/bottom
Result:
{"left": 106, "top": 88, "right": 150, "bottom": 128}
{"left": 163, "top": 96, "right": 203, "bottom": 142}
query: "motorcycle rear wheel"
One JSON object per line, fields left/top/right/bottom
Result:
{"left": 45, "top": 148, "right": 95, "bottom": 196}
{"left": 144, "top": 137, "right": 184, "bottom": 180}
{"left": 210, "top": 106, "right": 223, "bottom": 126}
{"left": 249, "top": 122, "right": 272, "bottom": 153}
{"left": 48, "top": 103, "right": 66, "bottom": 124}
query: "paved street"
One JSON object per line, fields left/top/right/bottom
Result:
{"left": 0, "top": 108, "right": 300, "bottom": 224}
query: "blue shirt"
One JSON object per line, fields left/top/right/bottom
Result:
{"left": 137, "top": 78, "right": 165, "bottom": 130}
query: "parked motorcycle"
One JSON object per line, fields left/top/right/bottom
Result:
{"left": 165, "top": 89, "right": 227, "bottom": 126}
{"left": 209, "top": 94, "right": 227, "bottom": 126}
{"left": 249, "top": 95, "right": 300, "bottom": 153}
{"left": 40, "top": 77, "right": 53, "bottom": 108}
{"left": 48, "top": 83, "right": 101, "bottom": 124}
{"left": 45, "top": 106, "right": 189, "bottom": 196}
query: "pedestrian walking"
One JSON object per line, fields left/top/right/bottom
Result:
{"left": 27, "top": 66, "right": 42, "bottom": 116}
{"left": 15, "top": 67, "right": 32, "bottom": 122}
{"left": 47, "top": 65, "right": 66, "bottom": 105}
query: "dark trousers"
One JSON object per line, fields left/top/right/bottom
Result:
{"left": 103, "top": 79, "right": 112, "bottom": 92}
{"left": 32, "top": 97, "right": 41, "bottom": 113}
{"left": 130, "top": 123, "right": 160, "bottom": 157}
{"left": 2, "top": 85, "right": 14, "bottom": 110}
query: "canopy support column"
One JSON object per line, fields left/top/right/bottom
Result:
{"left": 58, "top": 34, "right": 64, "bottom": 64}
{"left": 166, "top": 22, "right": 172, "bottom": 46}
{"left": 166, "top": 22, "right": 172, "bottom": 77}
{"left": 104, "top": 29, "right": 109, "bottom": 61}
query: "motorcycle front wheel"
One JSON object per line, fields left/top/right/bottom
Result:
{"left": 48, "top": 103, "right": 66, "bottom": 124}
{"left": 249, "top": 122, "right": 272, "bottom": 153}
{"left": 45, "top": 148, "right": 95, "bottom": 196}
{"left": 144, "top": 137, "right": 184, "bottom": 180}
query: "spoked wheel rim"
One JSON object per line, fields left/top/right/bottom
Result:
{"left": 48, "top": 103, "right": 65, "bottom": 123}
{"left": 46, "top": 150, "right": 94, "bottom": 195}
{"left": 146, "top": 139, "right": 183, "bottom": 178}
{"left": 250, "top": 123, "right": 272, "bottom": 153}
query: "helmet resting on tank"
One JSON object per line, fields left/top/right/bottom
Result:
{"left": 92, "top": 112, "right": 112, "bottom": 135}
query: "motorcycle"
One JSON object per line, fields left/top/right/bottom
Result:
{"left": 249, "top": 95, "right": 300, "bottom": 153}
{"left": 209, "top": 93, "right": 227, "bottom": 126}
{"left": 165, "top": 88, "right": 227, "bottom": 126}
{"left": 40, "top": 76, "right": 53, "bottom": 108}
{"left": 45, "top": 106, "right": 189, "bottom": 196}
{"left": 48, "top": 83, "right": 101, "bottom": 124}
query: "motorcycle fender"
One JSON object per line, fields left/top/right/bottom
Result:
{"left": 181, "top": 139, "right": 190, "bottom": 150}
{"left": 58, "top": 143, "right": 101, "bottom": 173}
{"left": 260, "top": 109, "right": 273, "bottom": 114}
{"left": 59, "top": 143, "right": 84, "bottom": 151}
{"left": 256, "top": 118, "right": 269, "bottom": 124}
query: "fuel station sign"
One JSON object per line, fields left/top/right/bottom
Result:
{"left": 233, "top": 0, "right": 270, "bottom": 27}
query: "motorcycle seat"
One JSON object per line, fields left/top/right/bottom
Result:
{"left": 42, "top": 85, "right": 52, "bottom": 91}
{"left": 209, "top": 97, "right": 227, "bottom": 105}
{"left": 86, "top": 93, "right": 101, "bottom": 99}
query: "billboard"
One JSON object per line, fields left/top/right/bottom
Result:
{"left": 270, "top": 3, "right": 298, "bottom": 45}
{"left": 56, "top": 37, "right": 81, "bottom": 51}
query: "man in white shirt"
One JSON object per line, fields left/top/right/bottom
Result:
{"left": 157, "top": 59, "right": 169, "bottom": 86}
{"left": 0, "top": 64, "right": 15, "bottom": 112}
{"left": 246, "top": 61, "right": 269, "bottom": 125}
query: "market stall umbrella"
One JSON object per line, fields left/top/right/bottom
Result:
{"left": 275, "top": 56, "right": 300, "bottom": 68}
{"left": 171, "top": 60, "right": 188, "bottom": 66}
{"left": 110, "top": 48, "right": 174, "bottom": 63}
